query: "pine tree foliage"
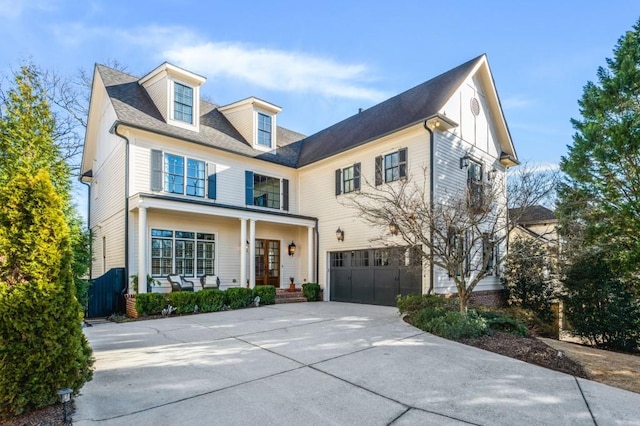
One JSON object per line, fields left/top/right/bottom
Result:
{"left": 558, "top": 19, "right": 640, "bottom": 279}
{"left": 0, "top": 65, "right": 71, "bottom": 201}
{"left": 0, "top": 171, "right": 93, "bottom": 416}
{"left": 562, "top": 251, "right": 639, "bottom": 351}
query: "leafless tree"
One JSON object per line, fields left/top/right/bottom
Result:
{"left": 39, "top": 60, "right": 128, "bottom": 174}
{"left": 344, "top": 163, "right": 557, "bottom": 312}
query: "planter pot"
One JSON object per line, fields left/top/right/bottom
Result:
{"left": 288, "top": 283, "right": 296, "bottom": 292}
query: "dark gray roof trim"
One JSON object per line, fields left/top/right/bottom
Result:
{"left": 97, "top": 55, "right": 483, "bottom": 169}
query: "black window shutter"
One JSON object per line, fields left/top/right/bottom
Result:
{"left": 282, "top": 179, "right": 289, "bottom": 211}
{"left": 335, "top": 169, "right": 342, "bottom": 195}
{"left": 151, "top": 150, "right": 163, "bottom": 191}
{"left": 399, "top": 148, "right": 408, "bottom": 178}
{"left": 354, "top": 162, "right": 361, "bottom": 190}
{"left": 207, "top": 163, "right": 216, "bottom": 199}
{"left": 375, "top": 156, "right": 383, "bottom": 186}
{"left": 245, "top": 171, "right": 254, "bottom": 205}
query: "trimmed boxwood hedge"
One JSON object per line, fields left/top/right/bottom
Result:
{"left": 135, "top": 293, "right": 167, "bottom": 316}
{"left": 167, "top": 291, "right": 198, "bottom": 314}
{"left": 253, "top": 285, "right": 276, "bottom": 305}
{"left": 225, "top": 287, "right": 254, "bottom": 309}
{"left": 197, "top": 289, "right": 226, "bottom": 312}
{"left": 302, "top": 283, "right": 321, "bottom": 301}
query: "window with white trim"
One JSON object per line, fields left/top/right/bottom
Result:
{"left": 257, "top": 112, "right": 272, "bottom": 147}
{"left": 151, "top": 229, "right": 215, "bottom": 277}
{"left": 173, "top": 82, "right": 193, "bottom": 124}
{"left": 253, "top": 173, "right": 280, "bottom": 209}
{"left": 164, "top": 154, "right": 205, "bottom": 197}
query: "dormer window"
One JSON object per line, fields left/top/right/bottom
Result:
{"left": 257, "top": 113, "right": 272, "bottom": 148}
{"left": 174, "top": 82, "right": 193, "bottom": 124}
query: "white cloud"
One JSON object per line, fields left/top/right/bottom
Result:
{"left": 163, "top": 42, "right": 386, "bottom": 101}
{"left": 0, "top": 0, "right": 57, "bottom": 19}
{"left": 51, "top": 24, "right": 387, "bottom": 102}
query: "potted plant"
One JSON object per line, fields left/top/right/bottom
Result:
{"left": 130, "top": 274, "right": 160, "bottom": 293}
{"left": 288, "top": 276, "right": 296, "bottom": 292}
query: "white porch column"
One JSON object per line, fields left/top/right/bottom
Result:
{"left": 307, "top": 226, "right": 314, "bottom": 283}
{"left": 239, "top": 218, "right": 247, "bottom": 289}
{"left": 137, "top": 205, "right": 147, "bottom": 294}
{"left": 249, "top": 219, "right": 256, "bottom": 288}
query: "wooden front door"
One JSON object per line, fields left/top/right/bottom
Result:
{"left": 255, "top": 239, "right": 280, "bottom": 287}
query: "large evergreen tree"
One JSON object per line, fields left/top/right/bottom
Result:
{"left": 558, "top": 19, "right": 640, "bottom": 282}
{"left": 0, "top": 171, "right": 93, "bottom": 416}
{"left": 0, "top": 65, "right": 93, "bottom": 417}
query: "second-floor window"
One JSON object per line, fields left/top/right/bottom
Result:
{"left": 335, "top": 163, "right": 361, "bottom": 195}
{"left": 257, "top": 113, "right": 272, "bottom": 147}
{"left": 253, "top": 173, "right": 280, "bottom": 209}
{"left": 164, "top": 154, "right": 205, "bottom": 197}
{"left": 174, "top": 82, "right": 193, "bottom": 124}
{"left": 375, "top": 148, "right": 407, "bottom": 185}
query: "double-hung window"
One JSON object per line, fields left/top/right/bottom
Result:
{"left": 151, "top": 229, "right": 215, "bottom": 277}
{"left": 174, "top": 82, "right": 193, "bottom": 124}
{"left": 335, "top": 163, "right": 361, "bottom": 195}
{"left": 257, "top": 113, "right": 272, "bottom": 148}
{"left": 163, "top": 154, "right": 205, "bottom": 197}
{"left": 375, "top": 148, "right": 407, "bottom": 185}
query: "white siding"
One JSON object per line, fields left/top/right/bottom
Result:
{"left": 144, "top": 78, "right": 168, "bottom": 121}
{"left": 221, "top": 107, "right": 254, "bottom": 145}
{"left": 129, "top": 131, "right": 299, "bottom": 214}
{"left": 299, "top": 125, "right": 430, "bottom": 293}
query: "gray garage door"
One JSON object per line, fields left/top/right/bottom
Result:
{"left": 329, "top": 247, "right": 422, "bottom": 306}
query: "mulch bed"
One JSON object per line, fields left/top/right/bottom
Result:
{"left": 1, "top": 401, "right": 74, "bottom": 425}
{"left": 461, "top": 331, "right": 590, "bottom": 379}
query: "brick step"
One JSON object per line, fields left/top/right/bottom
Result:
{"left": 275, "top": 289, "right": 306, "bottom": 304}
{"left": 275, "top": 297, "right": 307, "bottom": 304}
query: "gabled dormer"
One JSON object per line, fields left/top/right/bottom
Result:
{"left": 139, "top": 62, "right": 206, "bottom": 132}
{"left": 219, "top": 97, "right": 282, "bottom": 152}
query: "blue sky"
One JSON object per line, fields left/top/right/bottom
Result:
{"left": 2, "top": 1, "right": 639, "bottom": 176}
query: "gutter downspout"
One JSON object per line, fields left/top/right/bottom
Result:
{"left": 423, "top": 122, "right": 435, "bottom": 295}
{"left": 111, "top": 122, "right": 130, "bottom": 292}
{"left": 315, "top": 217, "right": 319, "bottom": 286}
{"left": 79, "top": 179, "right": 92, "bottom": 280}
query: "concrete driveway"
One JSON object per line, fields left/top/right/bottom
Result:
{"left": 75, "top": 302, "right": 640, "bottom": 425}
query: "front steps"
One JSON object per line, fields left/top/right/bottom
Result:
{"left": 275, "top": 289, "right": 307, "bottom": 304}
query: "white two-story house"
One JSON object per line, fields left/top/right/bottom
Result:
{"left": 81, "top": 54, "right": 518, "bottom": 306}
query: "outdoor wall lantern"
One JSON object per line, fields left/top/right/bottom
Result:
{"left": 389, "top": 220, "right": 399, "bottom": 236}
{"left": 460, "top": 155, "right": 471, "bottom": 169}
{"left": 58, "top": 388, "right": 72, "bottom": 423}
{"left": 246, "top": 240, "right": 250, "bottom": 252}
{"left": 336, "top": 227, "right": 345, "bottom": 242}
{"left": 487, "top": 168, "right": 498, "bottom": 182}
{"left": 288, "top": 241, "right": 296, "bottom": 256}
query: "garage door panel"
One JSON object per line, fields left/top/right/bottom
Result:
{"left": 374, "top": 269, "right": 399, "bottom": 306}
{"left": 331, "top": 269, "right": 352, "bottom": 302}
{"left": 351, "top": 269, "right": 374, "bottom": 304}
{"left": 330, "top": 247, "right": 422, "bottom": 306}
{"left": 399, "top": 267, "right": 421, "bottom": 296}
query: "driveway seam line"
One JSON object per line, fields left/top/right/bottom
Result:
{"left": 308, "top": 365, "right": 480, "bottom": 426}
{"left": 574, "top": 377, "right": 598, "bottom": 425}
{"left": 83, "top": 365, "right": 309, "bottom": 422}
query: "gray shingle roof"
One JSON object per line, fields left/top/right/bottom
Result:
{"left": 97, "top": 65, "right": 304, "bottom": 167}
{"left": 96, "top": 55, "right": 483, "bottom": 168}
{"left": 510, "top": 205, "right": 557, "bottom": 225}
{"left": 296, "top": 55, "right": 484, "bottom": 167}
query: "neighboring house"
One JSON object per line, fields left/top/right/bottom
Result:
{"left": 81, "top": 54, "right": 519, "bottom": 306}
{"left": 509, "top": 205, "right": 559, "bottom": 276}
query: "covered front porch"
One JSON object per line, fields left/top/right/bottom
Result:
{"left": 128, "top": 194, "right": 317, "bottom": 294}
